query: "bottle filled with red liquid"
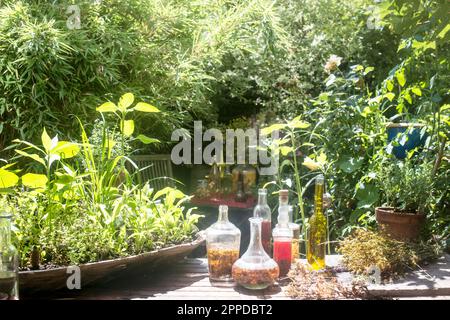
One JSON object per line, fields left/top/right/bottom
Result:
{"left": 273, "top": 239, "right": 292, "bottom": 276}
{"left": 253, "top": 189, "right": 271, "bottom": 255}
{"left": 272, "top": 204, "right": 293, "bottom": 277}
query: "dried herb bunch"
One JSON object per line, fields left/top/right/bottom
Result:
{"left": 337, "top": 228, "right": 442, "bottom": 280}
{"left": 286, "top": 263, "right": 369, "bottom": 299}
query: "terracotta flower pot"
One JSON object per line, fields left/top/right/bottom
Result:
{"left": 375, "top": 207, "right": 425, "bottom": 241}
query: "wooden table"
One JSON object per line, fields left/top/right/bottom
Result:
{"left": 25, "top": 255, "right": 450, "bottom": 300}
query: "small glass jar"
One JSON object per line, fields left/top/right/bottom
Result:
{"left": 206, "top": 205, "right": 241, "bottom": 282}
{"left": 232, "top": 218, "right": 279, "bottom": 290}
{"left": 0, "top": 212, "right": 19, "bottom": 300}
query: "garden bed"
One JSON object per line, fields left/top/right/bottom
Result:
{"left": 19, "top": 233, "right": 205, "bottom": 293}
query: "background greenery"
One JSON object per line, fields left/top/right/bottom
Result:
{"left": 0, "top": 0, "right": 448, "bottom": 260}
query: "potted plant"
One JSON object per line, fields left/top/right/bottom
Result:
{"left": 375, "top": 159, "right": 434, "bottom": 241}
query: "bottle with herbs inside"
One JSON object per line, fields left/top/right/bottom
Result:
{"left": 272, "top": 204, "right": 293, "bottom": 277}
{"left": 206, "top": 205, "right": 241, "bottom": 283}
{"left": 253, "top": 188, "right": 271, "bottom": 255}
{"left": 0, "top": 212, "right": 19, "bottom": 300}
{"left": 307, "top": 174, "right": 327, "bottom": 270}
{"left": 232, "top": 217, "right": 279, "bottom": 290}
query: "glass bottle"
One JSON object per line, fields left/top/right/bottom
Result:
{"left": 208, "top": 155, "right": 221, "bottom": 198}
{"left": 273, "top": 204, "right": 293, "bottom": 276}
{"left": 234, "top": 172, "right": 247, "bottom": 202}
{"left": 242, "top": 164, "right": 257, "bottom": 196}
{"left": 205, "top": 205, "right": 241, "bottom": 282}
{"left": 231, "top": 164, "right": 244, "bottom": 194}
{"left": 253, "top": 189, "right": 271, "bottom": 255}
{"left": 232, "top": 218, "right": 279, "bottom": 290}
{"left": 279, "top": 190, "right": 300, "bottom": 261}
{"left": 221, "top": 165, "right": 233, "bottom": 196}
{"left": 232, "top": 164, "right": 257, "bottom": 196}
{"left": 288, "top": 206, "right": 300, "bottom": 261}
{"left": 307, "top": 174, "right": 327, "bottom": 270}
{"left": 0, "top": 212, "right": 19, "bottom": 300}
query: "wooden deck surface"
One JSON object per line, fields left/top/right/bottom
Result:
{"left": 23, "top": 254, "right": 450, "bottom": 300}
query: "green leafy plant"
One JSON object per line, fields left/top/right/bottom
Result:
{"left": 1, "top": 94, "right": 202, "bottom": 269}
{"left": 376, "top": 158, "right": 434, "bottom": 214}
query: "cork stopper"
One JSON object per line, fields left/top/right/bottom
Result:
{"left": 279, "top": 189, "right": 289, "bottom": 206}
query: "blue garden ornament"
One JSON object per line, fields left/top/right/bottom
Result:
{"left": 386, "top": 123, "right": 427, "bottom": 159}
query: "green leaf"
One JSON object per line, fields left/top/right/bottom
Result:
{"left": 404, "top": 92, "right": 412, "bottom": 104}
{"left": 279, "top": 146, "right": 293, "bottom": 156}
{"left": 53, "top": 141, "right": 80, "bottom": 159}
{"left": 412, "top": 40, "right": 436, "bottom": 51}
{"left": 153, "top": 187, "right": 184, "bottom": 200}
{"left": 134, "top": 102, "right": 160, "bottom": 113}
{"left": 440, "top": 104, "right": 450, "bottom": 113}
{"left": 289, "top": 117, "right": 310, "bottom": 129}
{"left": 396, "top": 70, "right": 406, "bottom": 87}
{"left": 118, "top": 93, "right": 134, "bottom": 112}
{"left": 136, "top": 134, "right": 160, "bottom": 144}
{"left": 1, "top": 163, "right": 16, "bottom": 170}
{"left": 396, "top": 102, "right": 405, "bottom": 114}
{"left": 15, "top": 150, "right": 45, "bottom": 166}
{"left": 356, "top": 183, "right": 379, "bottom": 208}
{"left": 360, "top": 106, "right": 372, "bottom": 118}
{"left": 385, "top": 92, "right": 395, "bottom": 101}
{"left": 302, "top": 157, "right": 321, "bottom": 171}
{"left": 0, "top": 169, "right": 19, "bottom": 188}
{"left": 411, "top": 87, "right": 422, "bottom": 96}
{"left": 121, "top": 120, "right": 135, "bottom": 137}
{"left": 22, "top": 173, "right": 48, "bottom": 189}
{"left": 96, "top": 102, "right": 117, "bottom": 113}
{"left": 261, "top": 123, "right": 286, "bottom": 136}
{"left": 386, "top": 79, "right": 394, "bottom": 92}
{"left": 41, "top": 128, "right": 52, "bottom": 152}
{"left": 364, "top": 67, "right": 374, "bottom": 75}
{"left": 437, "top": 23, "right": 450, "bottom": 39}
{"left": 338, "top": 156, "right": 364, "bottom": 173}
{"left": 318, "top": 92, "right": 329, "bottom": 101}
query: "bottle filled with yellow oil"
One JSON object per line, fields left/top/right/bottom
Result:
{"left": 307, "top": 174, "right": 326, "bottom": 270}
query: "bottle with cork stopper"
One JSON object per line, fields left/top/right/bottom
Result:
{"left": 278, "top": 190, "right": 300, "bottom": 261}
{"left": 272, "top": 194, "right": 293, "bottom": 277}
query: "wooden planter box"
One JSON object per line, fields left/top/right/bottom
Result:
{"left": 19, "top": 233, "right": 205, "bottom": 293}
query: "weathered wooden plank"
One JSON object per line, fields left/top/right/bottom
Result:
{"left": 368, "top": 254, "right": 450, "bottom": 298}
